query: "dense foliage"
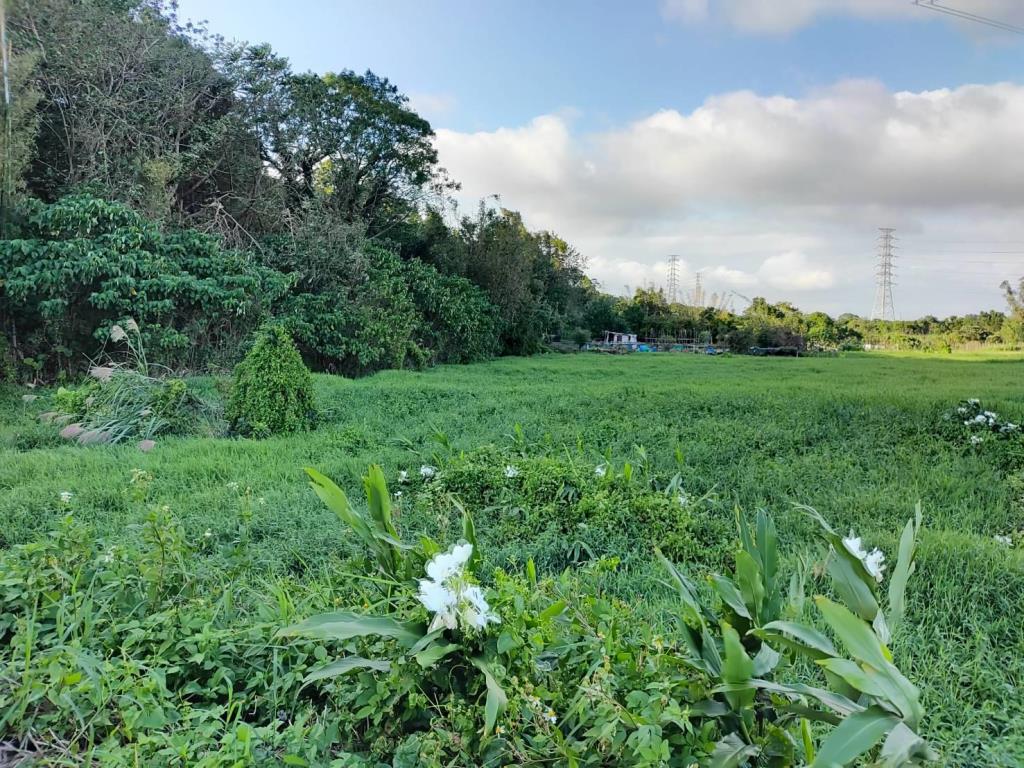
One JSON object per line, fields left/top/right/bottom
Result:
{"left": 0, "top": 195, "right": 287, "bottom": 376}
{"left": 227, "top": 325, "right": 316, "bottom": 436}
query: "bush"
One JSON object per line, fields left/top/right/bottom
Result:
{"left": 227, "top": 325, "right": 316, "bottom": 436}
{"left": 0, "top": 195, "right": 290, "bottom": 377}
{"left": 48, "top": 321, "right": 215, "bottom": 446}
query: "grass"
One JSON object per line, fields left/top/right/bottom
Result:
{"left": 2, "top": 351, "right": 1024, "bottom": 764}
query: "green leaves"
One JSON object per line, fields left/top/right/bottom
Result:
{"left": 470, "top": 657, "right": 508, "bottom": 737}
{"left": 887, "top": 506, "right": 922, "bottom": 635}
{"left": 305, "top": 466, "right": 405, "bottom": 580}
{"left": 303, "top": 656, "right": 391, "bottom": 683}
{"left": 811, "top": 706, "right": 899, "bottom": 767}
{"left": 279, "top": 611, "right": 423, "bottom": 648}
{"left": 708, "top": 733, "right": 760, "bottom": 768}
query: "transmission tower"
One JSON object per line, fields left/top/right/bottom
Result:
{"left": 667, "top": 256, "right": 681, "bottom": 303}
{"left": 870, "top": 228, "right": 897, "bottom": 321}
{"left": 692, "top": 272, "right": 704, "bottom": 307}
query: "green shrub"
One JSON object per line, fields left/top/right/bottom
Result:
{"left": 49, "top": 322, "right": 214, "bottom": 445}
{"left": 0, "top": 195, "right": 289, "bottom": 377}
{"left": 227, "top": 325, "right": 316, "bottom": 436}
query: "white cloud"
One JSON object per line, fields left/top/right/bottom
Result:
{"left": 434, "top": 80, "right": 1024, "bottom": 316}
{"left": 408, "top": 91, "right": 457, "bottom": 119}
{"left": 759, "top": 251, "right": 835, "bottom": 290}
{"left": 659, "top": 0, "right": 1024, "bottom": 34}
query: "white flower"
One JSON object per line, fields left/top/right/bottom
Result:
{"left": 963, "top": 420, "right": 972, "bottom": 426}
{"left": 417, "top": 544, "right": 499, "bottom": 633}
{"left": 204, "top": 529, "right": 213, "bottom": 538}
{"left": 460, "top": 584, "right": 501, "bottom": 629}
{"left": 227, "top": 481, "right": 240, "bottom": 491}
{"left": 420, "top": 465, "right": 437, "bottom": 479}
{"left": 425, "top": 543, "right": 473, "bottom": 582}
{"left": 544, "top": 708, "right": 558, "bottom": 724}
{"left": 863, "top": 548, "right": 886, "bottom": 582}
{"left": 398, "top": 470, "right": 409, "bottom": 484}
{"left": 842, "top": 533, "right": 886, "bottom": 582}
{"left": 394, "top": 490, "right": 402, "bottom": 498}
{"left": 59, "top": 491, "right": 73, "bottom": 504}
{"left": 504, "top": 465, "right": 520, "bottom": 478}
{"left": 594, "top": 464, "right": 607, "bottom": 477}
{"left": 970, "top": 435, "right": 984, "bottom": 445}
{"left": 994, "top": 534, "right": 1012, "bottom": 546}
{"left": 418, "top": 578, "right": 457, "bottom": 614}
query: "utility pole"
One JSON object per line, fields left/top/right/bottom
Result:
{"left": 1, "top": 0, "right": 12, "bottom": 238}
{"left": 870, "top": 228, "right": 897, "bottom": 321}
{"left": 667, "top": 255, "right": 680, "bottom": 303}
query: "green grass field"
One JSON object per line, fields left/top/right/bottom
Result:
{"left": 2, "top": 352, "right": 1024, "bottom": 765}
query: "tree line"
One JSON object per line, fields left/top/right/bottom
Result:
{"left": 1, "top": 0, "right": 1021, "bottom": 380}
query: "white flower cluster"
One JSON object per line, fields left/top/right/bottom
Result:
{"left": 842, "top": 533, "right": 886, "bottom": 582}
{"left": 504, "top": 465, "right": 520, "bottom": 478}
{"left": 957, "top": 400, "right": 1018, "bottom": 434}
{"left": 994, "top": 534, "right": 1012, "bottom": 546}
{"left": 417, "top": 544, "right": 500, "bottom": 633}
{"left": 594, "top": 464, "right": 607, "bottom": 478}
{"left": 59, "top": 490, "right": 73, "bottom": 504}
{"left": 420, "top": 465, "right": 437, "bottom": 480}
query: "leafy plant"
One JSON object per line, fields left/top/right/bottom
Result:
{"left": 48, "top": 320, "right": 213, "bottom": 446}
{"left": 658, "top": 506, "right": 935, "bottom": 766}
{"left": 227, "top": 325, "right": 316, "bottom": 436}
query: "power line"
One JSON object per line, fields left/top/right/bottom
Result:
{"left": 913, "top": 0, "right": 1024, "bottom": 35}
{"left": 871, "top": 228, "right": 897, "bottom": 321}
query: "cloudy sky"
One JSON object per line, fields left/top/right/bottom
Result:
{"left": 179, "top": 0, "right": 1024, "bottom": 317}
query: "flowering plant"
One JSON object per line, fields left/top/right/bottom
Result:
{"left": 947, "top": 398, "right": 1020, "bottom": 444}
{"left": 658, "top": 506, "right": 935, "bottom": 766}
{"left": 280, "top": 465, "right": 518, "bottom": 742}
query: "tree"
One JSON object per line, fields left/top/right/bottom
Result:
{"left": 224, "top": 43, "right": 453, "bottom": 235}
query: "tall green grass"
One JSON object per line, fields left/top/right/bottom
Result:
{"left": 2, "top": 351, "right": 1023, "bottom": 764}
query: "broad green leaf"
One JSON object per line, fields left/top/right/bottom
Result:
{"left": 303, "top": 656, "right": 390, "bottom": 683}
{"left": 539, "top": 600, "right": 568, "bottom": 622}
{"left": 305, "top": 468, "right": 373, "bottom": 544}
{"left": 280, "top": 611, "right": 423, "bottom": 648}
{"left": 814, "top": 597, "right": 891, "bottom": 669}
{"left": 735, "top": 551, "right": 766, "bottom": 620}
{"left": 816, "top": 658, "right": 889, "bottom": 699}
{"left": 750, "top": 679, "right": 862, "bottom": 717}
{"left": 470, "top": 656, "right": 508, "bottom": 736}
{"left": 757, "top": 620, "right": 837, "bottom": 658}
{"left": 708, "top": 733, "right": 759, "bottom": 768}
{"left": 814, "top": 597, "right": 922, "bottom": 727}
{"left": 887, "top": 510, "right": 920, "bottom": 635}
{"left": 710, "top": 574, "right": 752, "bottom": 620}
{"left": 362, "top": 464, "right": 397, "bottom": 538}
{"left": 756, "top": 509, "right": 778, "bottom": 596}
{"left": 496, "top": 630, "right": 522, "bottom": 654}
{"left": 414, "top": 642, "right": 461, "bottom": 668}
{"left": 827, "top": 554, "right": 880, "bottom": 623}
{"left": 721, "top": 621, "right": 755, "bottom": 710}
{"left": 811, "top": 705, "right": 899, "bottom": 767}
{"left": 461, "top": 504, "right": 481, "bottom": 575}
{"left": 880, "top": 722, "right": 938, "bottom": 766}
{"left": 409, "top": 629, "right": 445, "bottom": 655}
{"left": 752, "top": 642, "right": 781, "bottom": 677}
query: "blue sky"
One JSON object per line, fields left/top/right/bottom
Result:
{"left": 178, "top": 1, "right": 1024, "bottom": 317}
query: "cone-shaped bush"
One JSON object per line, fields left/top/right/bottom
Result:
{"left": 227, "top": 325, "right": 316, "bottom": 436}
